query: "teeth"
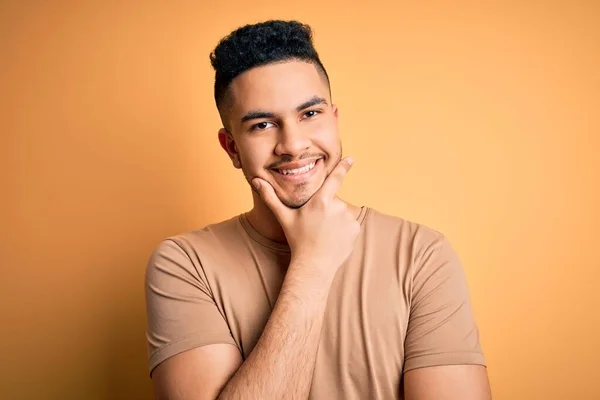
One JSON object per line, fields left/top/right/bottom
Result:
{"left": 279, "top": 161, "right": 316, "bottom": 175}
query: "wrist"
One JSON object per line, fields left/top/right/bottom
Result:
{"left": 285, "top": 257, "right": 336, "bottom": 292}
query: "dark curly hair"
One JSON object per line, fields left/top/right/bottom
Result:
{"left": 210, "top": 20, "right": 330, "bottom": 117}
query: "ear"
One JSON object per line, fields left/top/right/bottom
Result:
{"left": 218, "top": 128, "right": 242, "bottom": 169}
{"left": 332, "top": 104, "right": 339, "bottom": 120}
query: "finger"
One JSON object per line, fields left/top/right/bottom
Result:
{"left": 315, "top": 157, "right": 354, "bottom": 200}
{"left": 252, "top": 178, "right": 289, "bottom": 220}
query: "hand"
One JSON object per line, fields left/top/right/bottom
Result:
{"left": 252, "top": 157, "right": 360, "bottom": 274}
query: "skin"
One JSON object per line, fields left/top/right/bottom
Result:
{"left": 218, "top": 60, "right": 362, "bottom": 241}
{"left": 151, "top": 59, "right": 491, "bottom": 399}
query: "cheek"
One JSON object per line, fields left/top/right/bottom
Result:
{"left": 238, "top": 141, "right": 271, "bottom": 170}
{"left": 311, "top": 122, "right": 340, "bottom": 152}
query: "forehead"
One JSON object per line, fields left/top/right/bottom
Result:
{"left": 228, "top": 61, "right": 329, "bottom": 114}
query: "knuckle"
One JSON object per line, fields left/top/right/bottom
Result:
{"left": 333, "top": 201, "right": 346, "bottom": 213}
{"left": 313, "top": 195, "right": 328, "bottom": 208}
{"left": 335, "top": 163, "right": 349, "bottom": 173}
{"left": 337, "top": 167, "right": 349, "bottom": 178}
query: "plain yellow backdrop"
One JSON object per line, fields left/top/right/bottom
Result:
{"left": 2, "top": 1, "right": 599, "bottom": 399}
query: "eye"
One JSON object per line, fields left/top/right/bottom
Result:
{"left": 303, "top": 110, "right": 321, "bottom": 119}
{"left": 251, "top": 121, "right": 274, "bottom": 131}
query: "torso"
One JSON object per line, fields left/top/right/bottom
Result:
{"left": 187, "top": 207, "right": 419, "bottom": 399}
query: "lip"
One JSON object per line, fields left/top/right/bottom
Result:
{"left": 270, "top": 158, "right": 322, "bottom": 182}
{"left": 272, "top": 158, "right": 322, "bottom": 171}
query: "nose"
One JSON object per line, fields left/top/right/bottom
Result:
{"left": 274, "top": 123, "right": 311, "bottom": 157}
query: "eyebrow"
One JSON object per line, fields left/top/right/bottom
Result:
{"left": 296, "top": 96, "right": 328, "bottom": 112}
{"left": 240, "top": 96, "right": 328, "bottom": 124}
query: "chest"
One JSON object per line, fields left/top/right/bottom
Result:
{"left": 310, "top": 249, "right": 409, "bottom": 399}
{"left": 219, "top": 242, "right": 411, "bottom": 398}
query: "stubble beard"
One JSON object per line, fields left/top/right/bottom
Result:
{"left": 242, "top": 145, "right": 343, "bottom": 209}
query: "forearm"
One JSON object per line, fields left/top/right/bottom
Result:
{"left": 218, "top": 259, "right": 333, "bottom": 400}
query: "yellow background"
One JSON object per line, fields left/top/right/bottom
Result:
{"left": 2, "top": 1, "right": 599, "bottom": 399}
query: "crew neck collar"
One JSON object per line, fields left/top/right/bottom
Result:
{"left": 238, "top": 206, "right": 370, "bottom": 252}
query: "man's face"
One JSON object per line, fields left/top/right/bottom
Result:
{"left": 219, "top": 60, "right": 341, "bottom": 208}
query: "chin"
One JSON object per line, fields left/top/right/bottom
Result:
{"left": 279, "top": 189, "right": 316, "bottom": 209}
{"left": 281, "top": 199, "right": 309, "bottom": 209}
{"left": 279, "top": 193, "right": 312, "bottom": 209}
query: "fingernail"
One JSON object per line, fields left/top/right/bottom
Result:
{"left": 252, "top": 179, "right": 261, "bottom": 190}
{"left": 346, "top": 157, "right": 354, "bottom": 165}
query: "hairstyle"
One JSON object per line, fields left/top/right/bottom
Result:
{"left": 209, "top": 20, "right": 330, "bottom": 121}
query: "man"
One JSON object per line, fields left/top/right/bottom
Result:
{"left": 145, "top": 20, "right": 491, "bottom": 399}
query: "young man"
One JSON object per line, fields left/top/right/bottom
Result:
{"left": 145, "top": 20, "right": 491, "bottom": 399}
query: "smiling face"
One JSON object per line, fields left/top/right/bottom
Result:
{"left": 218, "top": 60, "right": 341, "bottom": 208}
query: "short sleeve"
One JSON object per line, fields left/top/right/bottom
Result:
{"left": 403, "top": 233, "right": 486, "bottom": 372}
{"left": 145, "top": 239, "right": 237, "bottom": 376}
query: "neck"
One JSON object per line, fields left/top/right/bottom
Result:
{"left": 245, "top": 191, "right": 287, "bottom": 244}
{"left": 245, "top": 191, "right": 362, "bottom": 245}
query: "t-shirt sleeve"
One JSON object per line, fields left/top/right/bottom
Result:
{"left": 145, "top": 238, "right": 237, "bottom": 376}
{"left": 403, "top": 232, "right": 486, "bottom": 372}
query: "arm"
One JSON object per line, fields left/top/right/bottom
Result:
{"left": 402, "top": 232, "right": 491, "bottom": 399}
{"left": 150, "top": 158, "right": 358, "bottom": 400}
{"left": 404, "top": 365, "right": 491, "bottom": 400}
{"left": 217, "top": 258, "right": 336, "bottom": 399}
{"left": 152, "top": 345, "right": 242, "bottom": 400}
{"left": 151, "top": 259, "right": 334, "bottom": 400}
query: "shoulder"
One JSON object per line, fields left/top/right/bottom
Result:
{"left": 152, "top": 215, "right": 243, "bottom": 255}
{"left": 146, "top": 215, "right": 244, "bottom": 276}
{"left": 363, "top": 207, "right": 446, "bottom": 249}
{"left": 361, "top": 208, "right": 460, "bottom": 277}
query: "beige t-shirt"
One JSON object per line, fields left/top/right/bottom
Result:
{"left": 145, "top": 207, "right": 485, "bottom": 399}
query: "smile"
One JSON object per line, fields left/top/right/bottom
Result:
{"left": 277, "top": 161, "right": 317, "bottom": 175}
{"left": 270, "top": 158, "right": 323, "bottom": 182}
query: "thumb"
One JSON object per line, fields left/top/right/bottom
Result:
{"left": 252, "top": 178, "right": 288, "bottom": 220}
